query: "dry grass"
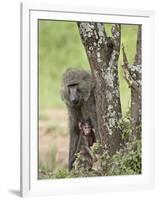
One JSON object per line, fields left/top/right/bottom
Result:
{"left": 38, "top": 108, "right": 69, "bottom": 177}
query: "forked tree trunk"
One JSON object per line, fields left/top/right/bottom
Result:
{"left": 122, "top": 25, "right": 142, "bottom": 140}
{"left": 77, "top": 22, "right": 122, "bottom": 154}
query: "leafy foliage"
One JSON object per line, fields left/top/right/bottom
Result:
{"left": 54, "top": 168, "right": 70, "bottom": 178}
{"left": 38, "top": 113, "right": 141, "bottom": 179}
{"left": 71, "top": 113, "right": 141, "bottom": 177}
{"left": 119, "top": 110, "right": 131, "bottom": 141}
{"left": 71, "top": 140, "right": 141, "bottom": 177}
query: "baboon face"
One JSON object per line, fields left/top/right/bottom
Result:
{"left": 61, "top": 69, "right": 93, "bottom": 108}
{"left": 82, "top": 123, "right": 92, "bottom": 135}
{"left": 67, "top": 83, "right": 81, "bottom": 105}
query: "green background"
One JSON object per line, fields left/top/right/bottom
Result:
{"left": 39, "top": 20, "right": 138, "bottom": 114}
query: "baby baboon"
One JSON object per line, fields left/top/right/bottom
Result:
{"left": 61, "top": 69, "right": 97, "bottom": 170}
{"left": 75, "top": 145, "right": 94, "bottom": 170}
{"left": 78, "top": 118, "right": 96, "bottom": 148}
{"left": 73, "top": 118, "right": 96, "bottom": 170}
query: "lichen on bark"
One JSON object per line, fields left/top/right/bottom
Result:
{"left": 122, "top": 25, "right": 142, "bottom": 140}
{"left": 78, "top": 22, "right": 122, "bottom": 154}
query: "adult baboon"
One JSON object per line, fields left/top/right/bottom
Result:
{"left": 61, "top": 69, "right": 97, "bottom": 170}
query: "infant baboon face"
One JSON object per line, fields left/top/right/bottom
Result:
{"left": 68, "top": 84, "right": 81, "bottom": 105}
{"left": 82, "top": 124, "right": 91, "bottom": 135}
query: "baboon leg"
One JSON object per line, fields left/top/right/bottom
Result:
{"left": 68, "top": 132, "right": 79, "bottom": 170}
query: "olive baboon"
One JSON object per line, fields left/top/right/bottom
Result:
{"left": 75, "top": 118, "right": 96, "bottom": 170}
{"left": 74, "top": 145, "right": 94, "bottom": 170}
{"left": 61, "top": 69, "right": 97, "bottom": 170}
{"left": 78, "top": 118, "right": 96, "bottom": 148}
{"left": 70, "top": 118, "right": 96, "bottom": 169}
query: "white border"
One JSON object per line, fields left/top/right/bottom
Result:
{"left": 21, "top": 2, "right": 155, "bottom": 197}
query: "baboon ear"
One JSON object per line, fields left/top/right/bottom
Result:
{"left": 78, "top": 122, "right": 82, "bottom": 130}
{"left": 83, "top": 90, "right": 91, "bottom": 102}
{"left": 83, "top": 81, "right": 94, "bottom": 102}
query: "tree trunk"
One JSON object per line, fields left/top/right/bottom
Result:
{"left": 122, "top": 25, "right": 142, "bottom": 140}
{"left": 77, "top": 22, "right": 122, "bottom": 154}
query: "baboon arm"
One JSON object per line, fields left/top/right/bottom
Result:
{"left": 69, "top": 133, "right": 82, "bottom": 171}
{"left": 68, "top": 131, "right": 79, "bottom": 170}
{"left": 85, "top": 146, "right": 94, "bottom": 160}
{"left": 68, "top": 108, "right": 81, "bottom": 170}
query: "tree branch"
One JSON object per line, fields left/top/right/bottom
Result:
{"left": 111, "top": 24, "right": 121, "bottom": 52}
{"left": 122, "top": 44, "right": 141, "bottom": 96}
{"left": 134, "top": 25, "right": 142, "bottom": 65}
{"left": 122, "top": 25, "right": 142, "bottom": 140}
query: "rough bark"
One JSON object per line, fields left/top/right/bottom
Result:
{"left": 77, "top": 22, "right": 122, "bottom": 154}
{"left": 122, "top": 25, "right": 142, "bottom": 140}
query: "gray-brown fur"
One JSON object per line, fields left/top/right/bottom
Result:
{"left": 61, "top": 68, "right": 97, "bottom": 170}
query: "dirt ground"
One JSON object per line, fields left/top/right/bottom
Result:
{"left": 39, "top": 108, "right": 69, "bottom": 173}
